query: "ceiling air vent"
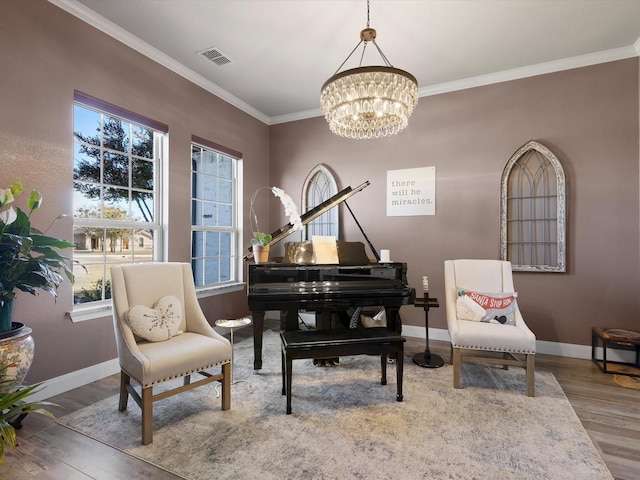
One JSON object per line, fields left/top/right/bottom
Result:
{"left": 197, "top": 47, "right": 232, "bottom": 66}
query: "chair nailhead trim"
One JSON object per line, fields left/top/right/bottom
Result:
{"left": 122, "top": 359, "right": 231, "bottom": 388}
{"left": 454, "top": 345, "right": 535, "bottom": 354}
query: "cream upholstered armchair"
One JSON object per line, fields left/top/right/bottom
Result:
{"left": 111, "top": 262, "right": 232, "bottom": 444}
{"left": 444, "top": 259, "right": 536, "bottom": 396}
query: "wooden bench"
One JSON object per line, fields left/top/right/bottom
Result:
{"left": 280, "top": 327, "right": 406, "bottom": 414}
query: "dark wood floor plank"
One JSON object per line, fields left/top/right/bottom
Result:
{"left": 34, "top": 424, "right": 183, "bottom": 480}
{"left": 3, "top": 433, "right": 94, "bottom": 479}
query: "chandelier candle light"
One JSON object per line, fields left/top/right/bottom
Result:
{"left": 320, "top": 0, "right": 418, "bottom": 139}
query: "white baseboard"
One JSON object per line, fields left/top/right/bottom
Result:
{"left": 31, "top": 358, "right": 120, "bottom": 402}
{"left": 32, "top": 326, "right": 636, "bottom": 401}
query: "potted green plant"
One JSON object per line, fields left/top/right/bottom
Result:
{"left": 249, "top": 186, "right": 303, "bottom": 264}
{"left": 250, "top": 232, "right": 272, "bottom": 264}
{"left": 0, "top": 364, "right": 57, "bottom": 466}
{"left": 0, "top": 181, "right": 75, "bottom": 385}
{"left": 0, "top": 181, "right": 74, "bottom": 334}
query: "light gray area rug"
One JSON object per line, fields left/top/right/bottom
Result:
{"left": 58, "top": 331, "right": 612, "bottom": 480}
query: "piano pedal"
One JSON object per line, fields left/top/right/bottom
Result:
{"left": 313, "top": 357, "right": 340, "bottom": 367}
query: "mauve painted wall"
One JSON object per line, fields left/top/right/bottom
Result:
{"left": 1, "top": 1, "right": 639, "bottom": 383}
{"left": 1, "top": 1, "right": 262, "bottom": 382}
{"left": 269, "top": 59, "right": 640, "bottom": 346}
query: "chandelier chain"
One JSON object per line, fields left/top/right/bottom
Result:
{"left": 366, "top": 0, "right": 370, "bottom": 28}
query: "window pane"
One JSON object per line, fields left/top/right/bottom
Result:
{"left": 192, "top": 258, "right": 205, "bottom": 287}
{"left": 219, "top": 156, "right": 232, "bottom": 179}
{"left": 201, "top": 202, "right": 217, "bottom": 226}
{"left": 73, "top": 101, "right": 162, "bottom": 306}
{"left": 73, "top": 105, "right": 101, "bottom": 143}
{"left": 73, "top": 263, "right": 106, "bottom": 304}
{"left": 132, "top": 158, "right": 154, "bottom": 190}
{"left": 220, "top": 232, "right": 231, "bottom": 256}
{"left": 132, "top": 125, "right": 153, "bottom": 158}
{"left": 192, "top": 199, "right": 202, "bottom": 226}
{"left": 205, "top": 258, "right": 219, "bottom": 285}
{"left": 104, "top": 227, "right": 130, "bottom": 254}
{"left": 103, "top": 116, "right": 129, "bottom": 151}
{"left": 220, "top": 257, "right": 231, "bottom": 282}
{"left": 132, "top": 228, "right": 155, "bottom": 261}
{"left": 200, "top": 150, "right": 218, "bottom": 175}
{"left": 195, "top": 174, "right": 216, "bottom": 201}
{"left": 104, "top": 191, "right": 130, "bottom": 219}
{"left": 218, "top": 204, "right": 232, "bottom": 227}
{"left": 131, "top": 192, "right": 154, "bottom": 222}
{"left": 73, "top": 143, "right": 101, "bottom": 180}
{"left": 73, "top": 182, "right": 102, "bottom": 216}
{"left": 103, "top": 152, "right": 129, "bottom": 187}
{"left": 192, "top": 231, "right": 203, "bottom": 257}
{"left": 191, "top": 142, "right": 238, "bottom": 288}
{"left": 206, "top": 231, "right": 219, "bottom": 256}
{"left": 218, "top": 178, "right": 232, "bottom": 203}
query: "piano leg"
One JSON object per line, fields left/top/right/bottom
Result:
{"left": 384, "top": 306, "right": 402, "bottom": 334}
{"left": 384, "top": 306, "right": 402, "bottom": 363}
{"left": 314, "top": 310, "right": 340, "bottom": 366}
{"left": 252, "top": 311, "right": 265, "bottom": 371}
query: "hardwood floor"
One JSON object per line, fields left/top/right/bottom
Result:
{"left": 4, "top": 324, "right": 640, "bottom": 479}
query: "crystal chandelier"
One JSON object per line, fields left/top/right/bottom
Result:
{"left": 320, "top": 0, "right": 418, "bottom": 140}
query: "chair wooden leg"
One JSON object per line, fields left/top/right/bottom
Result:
{"left": 118, "top": 371, "right": 129, "bottom": 411}
{"left": 502, "top": 352, "right": 509, "bottom": 370}
{"left": 452, "top": 348, "right": 462, "bottom": 389}
{"left": 183, "top": 374, "right": 191, "bottom": 386}
{"left": 141, "top": 386, "right": 153, "bottom": 445}
{"left": 221, "top": 362, "right": 231, "bottom": 411}
{"left": 526, "top": 354, "right": 535, "bottom": 397}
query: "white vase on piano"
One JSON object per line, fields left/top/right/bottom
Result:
{"left": 253, "top": 245, "right": 270, "bottom": 264}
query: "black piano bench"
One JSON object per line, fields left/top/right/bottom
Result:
{"left": 280, "top": 327, "right": 406, "bottom": 414}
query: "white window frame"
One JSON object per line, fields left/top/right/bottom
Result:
{"left": 70, "top": 92, "right": 166, "bottom": 322}
{"left": 190, "top": 137, "right": 244, "bottom": 296}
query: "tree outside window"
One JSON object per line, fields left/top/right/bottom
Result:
{"left": 73, "top": 102, "right": 162, "bottom": 304}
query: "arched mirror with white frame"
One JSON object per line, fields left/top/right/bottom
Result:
{"left": 500, "top": 140, "right": 566, "bottom": 272}
{"left": 301, "top": 164, "right": 339, "bottom": 240}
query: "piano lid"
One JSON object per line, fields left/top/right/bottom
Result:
{"left": 243, "top": 180, "right": 370, "bottom": 261}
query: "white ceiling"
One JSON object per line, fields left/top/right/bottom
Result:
{"left": 54, "top": 0, "right": 640, "bottom": 125}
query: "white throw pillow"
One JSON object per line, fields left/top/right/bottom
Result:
{"left": 126, "top": 295, "right": 184, "bottom": 342}
{"left": 456, "top": 289, "right": 518, "bottom": 325}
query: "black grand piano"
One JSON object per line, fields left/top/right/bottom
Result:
{"left": 246, "top": 181, "right": 416, "bottom": 371}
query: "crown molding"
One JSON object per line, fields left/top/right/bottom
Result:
{"left": 279, "top": 42, "right": 640, "bottom": 125}
{"left": 419, "top": 44, "right": 640, "bottom": 99}
{"left": 49, "top": 1, "right": 640, "bottom": 127}
{"left": 48, "top": 0, "right": 270, "bottom": 125}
